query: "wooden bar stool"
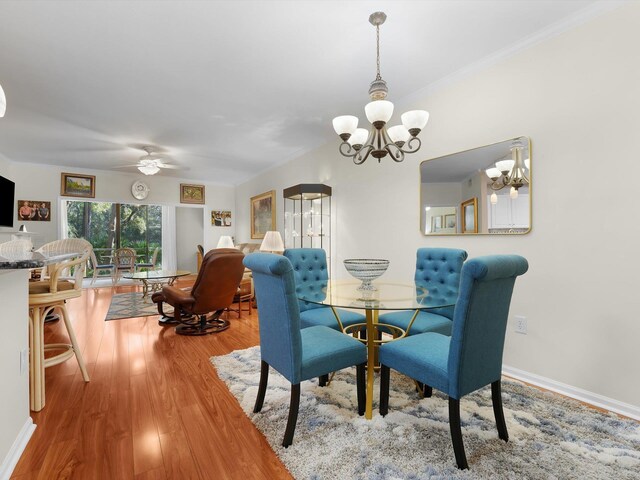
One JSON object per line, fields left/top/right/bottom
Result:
{"left": 28, "top": 251, "right": 90, "bottom": 411}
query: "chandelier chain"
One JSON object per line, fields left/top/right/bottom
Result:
{"left": 375, "top": 24, "right": 381, "bottom": 80}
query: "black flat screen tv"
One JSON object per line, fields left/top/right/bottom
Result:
{"left": 0, "top": 175, "right": 16, "bottom": 227}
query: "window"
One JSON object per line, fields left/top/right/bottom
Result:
{"left": 65, "top": 201, "right": 162, "bottom": 272}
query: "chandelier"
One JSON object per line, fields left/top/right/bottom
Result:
{"left": 332, "top": 12, "right": 429, "bottom": 165}
{"left": 485, "top": 139, "right": 530, "bottom": 202}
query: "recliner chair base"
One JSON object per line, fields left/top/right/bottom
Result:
{"left": 175, "top": 314, "right": 230, "bottom": 336}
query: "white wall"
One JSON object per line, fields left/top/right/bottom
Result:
{"left": 235, "top": 4, "right": 640, "bottom": 408}
{"left": 176, "top": 206, "right": 203, "bottom": 271}
{"left": 0, "top": 163, "right": 235, "bottom": 252}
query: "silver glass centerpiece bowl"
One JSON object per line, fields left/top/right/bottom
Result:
{"left": 343, "top": 259, "right": 390, "bottom": 291}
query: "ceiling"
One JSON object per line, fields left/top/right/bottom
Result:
{"left": 0, "top": 1, "right": 598, "bottom": 185}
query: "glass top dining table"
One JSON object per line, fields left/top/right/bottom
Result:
{"left": 298, "top": 280, "right": 455, "bottom": 419}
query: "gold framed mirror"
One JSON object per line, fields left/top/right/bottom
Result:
{"left": 420, "top": 136, "right": 531, "bottom": 235}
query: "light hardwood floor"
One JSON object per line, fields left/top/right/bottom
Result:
{"left": 12, "top": 279, "right": 293, "bottom": 480}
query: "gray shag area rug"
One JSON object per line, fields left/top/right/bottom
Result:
{"left": 211, "top": 346, "right": 640, "bottom": 480}
{"left": 105, "top": 292, "right": 172, "bottom": 321}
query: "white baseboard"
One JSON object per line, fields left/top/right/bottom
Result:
{"left": 503, "top": 365, "right": 640, "bottom": 421}
{"left": 0, "top": 418, "right": 36, "bottom": 480}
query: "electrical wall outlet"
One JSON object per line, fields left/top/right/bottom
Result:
{"left": 20, "top": 348, "right": 28, "bottom": 375}
{"left": 514, "top": 315, "right": 527, "bottom": 335}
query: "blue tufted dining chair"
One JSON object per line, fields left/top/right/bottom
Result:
{"left": 379, "top": 248, "right": 467, "bottom": 337}
{"left": 244, "top": 253, "right": 367, "bottom": 447}
{"left": 284, "top": 248, "right": 366, "bottom": 331}
{"left": 379, "top": 255, "right": 528, "bottom": 469}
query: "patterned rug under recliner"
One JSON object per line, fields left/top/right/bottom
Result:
{"left": 211, "top": 346, "right": 640, "bottom": 480}
{"left": 105, "top": 292, "right": 173, "bottom": 321}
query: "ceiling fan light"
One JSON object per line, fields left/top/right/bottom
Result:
{"left": 138, "top": 165, "right": 160, "bottom": 175}
{"left": 365, "top": 100, "right": 394, "bottom": 124}
{"left": 0, "top": 83, "right": 6, "bottom": 117}
{"left": 332, "top": 115, "right": 358, "bottom": 137}
{"left": 401, "top": 110, "right": 429, "bottom": 133}
{"left": 348, "top": 128, "right": 368, "bottom": 147}
{"left": 387, "top": 125, "right": 410, "bottom": 144}
{"left": 495, "top": 159, "right": 515, "bottom": 174}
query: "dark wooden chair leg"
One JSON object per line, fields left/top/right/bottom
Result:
{"left": 318, "top": 374, "right": 328, "bottom": 387}
{"left": 423, "top": 384, "right": 433, "bottom": 397}
{"left": 449, "top": 397, "right": 468, "bottom": 470}
{"left": 491, "top": 380, "right": 509, "bottom": 442}
{"left": 282, "top": 384, "right": 301, "bottom": 448}
{"left": 253, "top": 360, "right": 269, "bottom": 413}
{"left": 356, "top": 363, "right": 366, "bottom": 416}
{"left": 379, "top": 364, "right": 390, "bottom": 416}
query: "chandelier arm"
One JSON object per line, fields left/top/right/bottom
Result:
{"left": 384, "top": 143, "right": 406, "bottom": 163}
{"left": 353, "top": 144, "right": 374, "bottom": 165}
{"left": 380, "top": 134, "right": 422, "bottom": 156}
{"left": 338, "top": 141, "right": 358, "bottom": 158}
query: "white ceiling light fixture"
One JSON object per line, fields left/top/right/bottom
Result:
{"left": 485, "top": 139, "right": 530, "bottom": 195}
{"left": 0, "top": 83, "right": 6, "bottom": 117}
{"left": 332, "top": 12, "right": 429, "bottom": 165}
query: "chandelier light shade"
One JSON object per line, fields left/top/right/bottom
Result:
{"left": 485, "top": 139, "right": 530, "bottom": 194}
{"left": 0, "top": 83, "right": 6, "bottom": 117}
{"left": 216, "top": 235, "right": 235, "bottom": 249}
{"left": 333, "top": 12, "right": 429, "bottom": 165}
{"left": 259, "top": 231, "right": 284, "bottom": 253}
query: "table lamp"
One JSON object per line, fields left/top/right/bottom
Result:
{"left": 216, "top": 235, "right": 235, "bottom": 249}
{"left": 259, "top": 231, "right": 284, "bottom": 254}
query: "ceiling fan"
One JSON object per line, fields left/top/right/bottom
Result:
{"left": 116, "top": 146, "right": 183, "bottom": 175}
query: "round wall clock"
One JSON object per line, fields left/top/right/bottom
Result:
{"left": 131, "top": 180, "right": 150, "bottom": 200}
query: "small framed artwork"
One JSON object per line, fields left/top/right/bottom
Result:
{"left": 444, "top": 214, "right": 456, "bottom": 229}
{"left": 461, "top": 197, "right": 478, "bottom": 233}
{"left": 18, "top": 200, "right": 51, "bottom": 221}
{"left": 180, "top": 184, "right": 205, "bottom": 204}
{"left": 251, "top": 190, "right": 276, "bottom": 239}
{"left": 431, "top": 215, "right": 443, "bottom": 232}
{"left": 211, "top": 210, "right": 232, "bottom": 226}
{"left": 61, "top": 173, "right": 95, "bottom": 198}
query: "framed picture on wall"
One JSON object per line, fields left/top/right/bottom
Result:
{"left": 250, "top": 190, "right": 275, "bottom": 239}
{"left": 17, "top": 200, "right": 51, "bottom": 221}
{"left": 211, "top": 210, "right": 232, "bottom": 226}
{"left": 444, "top": 213, "right": 456, "bottom": 229}
{"left": 431, "top": 215, "right": 443, "bottom": 232}
{"left": 461, "top": 197, "right": 478, "bottom": 233}
{"left": 180, "top": 184, "right": 205, "bottom": 204}
{"left": 61, "top": 173, "right": 95, "bottom": 198}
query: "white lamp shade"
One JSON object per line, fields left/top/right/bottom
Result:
{"left": 348, "top": 128, "right": 369, "bottom": 146}
{"left": 495, "top": 160, "right": 515, "bottom": 174}
{"left": 490, "top": 192, "right": 498, "bottom": 205}
{"left": 365, "top": 100, "right": 394, "bottom": 124}
{"left": 387, "top": 125, "right": 410, "bottom": 144}
{"left": 216, "top": 235, "right": 235, "bottom": 249}
{"left": 332, "top": 115, "right": 358, "bottom": 136}
{"left": 510, "top": 187, "right": 518, "bottom": 199}
{"left": 485, "top": 167, "right": 501, "bottom": 179}
{"left": 401, "top": 110, "right": 429, "bottom": 131}
{"left": 260, "top": 231, "right": 284, "bottom": 253}
{"left": 524, "top": 158, "right": 530, "bottom": 170}
{"left": 138, "top": 165, "right": 160, "bottom": 175}
{"left": 0, "top": 83, "right": 6, "bottom": 117}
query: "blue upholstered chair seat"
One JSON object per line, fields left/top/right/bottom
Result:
{"left": 300, "top": 307, "right": 365, "bottom": 330}
{"left": 379, "top": 332, "right": 450, "bottom": 394}
{"left": 300, "top": 326, "right": 367, "bottom": 380}
{"left": 379, "top": 310, "right": 453, "bottom": 336}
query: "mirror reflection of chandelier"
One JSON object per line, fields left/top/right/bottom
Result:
{"left": 486, "top": 139, "right": 530, "bottom": 202}
{"left": 332, "top": 12, "right": 429, "bottom": 165}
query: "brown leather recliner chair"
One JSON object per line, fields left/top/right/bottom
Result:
{"left": 151, "top": 248, "right": 245, "bottom": 336}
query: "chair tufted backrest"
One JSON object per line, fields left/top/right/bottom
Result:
{"left": 447, "top": 255, "right": 528, "bottom": 399}
{"left": 243, "top": 253, "right": 303, "bottom": 384}
{"left": 283, "top": 248, "right": 328, "bottom": 312}
{"left": 414, "top": 248, "right": 468, "bottom": 319}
